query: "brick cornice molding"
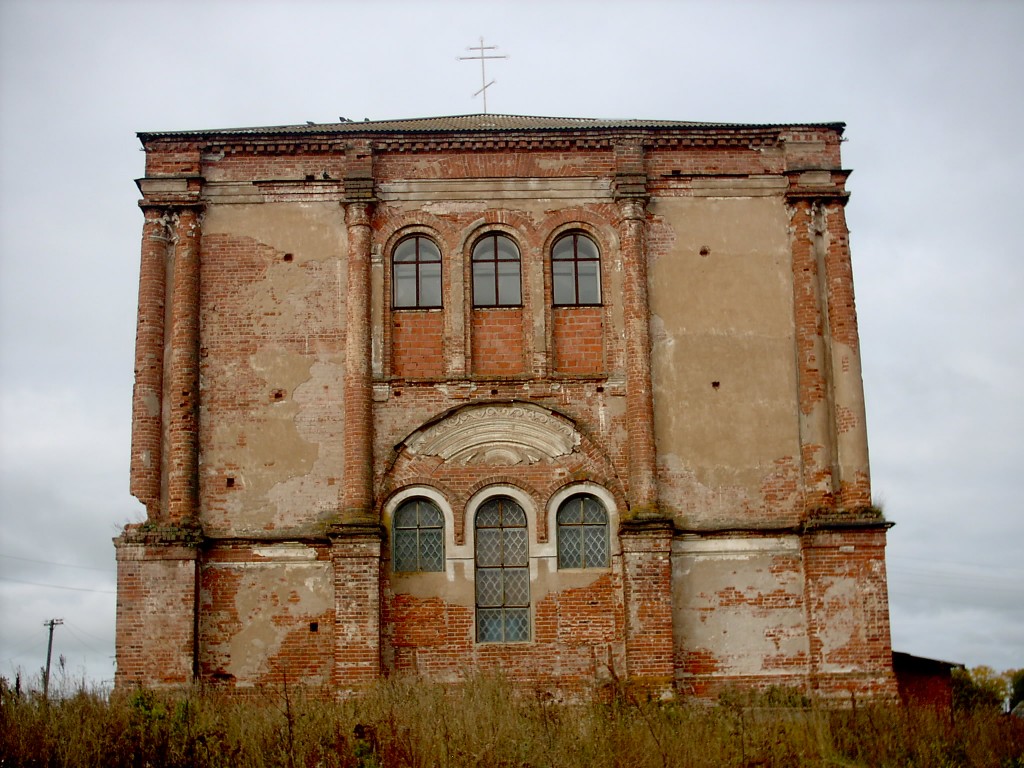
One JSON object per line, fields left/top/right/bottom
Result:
{"left": 326, "top": 522, "right": 386, "bottom": 542}
{"left": 189, "top": 127, "right": 787, "bottom": 157}
{"left": 618, "top": 517, "right": 675, "bottom": 538}
{"left": 114, "top": 522, "right": 204, "bottom": 550}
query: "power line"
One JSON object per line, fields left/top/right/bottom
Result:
{"left": 0, "top": 576, "right": 114, "bottom": 594}
{"left": 0, "top": 552, "right": 110, "bottom": 572}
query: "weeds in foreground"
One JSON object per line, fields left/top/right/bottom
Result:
{"left": 2, "top": 674, "right": 1023, "bottom": 768}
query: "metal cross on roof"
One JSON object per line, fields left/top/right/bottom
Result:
{"left": 458, "top": 37, "right": 508, "bottom": 114}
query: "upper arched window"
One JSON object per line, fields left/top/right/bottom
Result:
{"left": 475, "top": 496, "right": 530, "bottom": 642}
{"left": 392, "top": 498, "right": 444, "bottom": 572}
{"left": 472, "top": 234, "right": 521, "bottom": 307}
{"left": 552, "top": 232, "right": 601, "bottom": 306}
{"left": 556, "top": 494, "right": 609, "bottom": 568}
{"left": 393, "top": 235, "right": 442, "bottom": 308}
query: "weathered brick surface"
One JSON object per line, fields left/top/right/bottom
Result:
{"left": 119, "top": 117, "right": 894, "bottom": 700}
{"left": 114, "top": 535, "right": 197, "bottom": 688}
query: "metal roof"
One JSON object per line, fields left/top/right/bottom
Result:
{"left": 138, "top": 114, "right": 845, "bottom": 140}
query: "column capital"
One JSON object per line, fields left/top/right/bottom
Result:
{"left": 344, "top": 200, "right": 374, "bottom": 227}
{"left": 615, "top": 196, "right": 648, "bottom": 223}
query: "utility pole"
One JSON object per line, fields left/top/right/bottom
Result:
{"left": 42, "top": 618, "right": 63, "bottom": 698}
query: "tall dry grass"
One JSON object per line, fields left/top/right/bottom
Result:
{"left": 2, "top": 673, "right": 1022, "bottom": 767}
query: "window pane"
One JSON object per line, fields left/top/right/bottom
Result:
{"left": 473, "top": 261, "right": 496, "bottom": 306}
{"left": 576, "top": 236, "right": 599, "bottom": 261}
{"left": 552, "top": 260, "right": 575, "bottom": 305}
{"left": 393, "top": 264, "right": 417, "bottom": 307}
{"left": 472, "top": 238, "right": 494, "bottom": 262}
{"left": 495, "top": 235, "right": 519, "bottom": 261}
{"left": 394, "top": 239, "right": 418, "bottom": 263}
{"left": 504, "top": 608, "right": 530, "bottom": 641}
{"left": 420, "top": 529, "right": 444, "bottom": 571}
{"left": 496, "top": 261, "right": 521, "bottom": 305}
{"left": 502, "top": 502, "right": 527, "bottom": 527}
{"left": 419, "top": 239, "right": 441, "bottom": 262}
{"left": 477, "top": 569, "right": 503, "bottom": 606}
{"left": 394, "top": 503, "right": 418, "bottom": 528}
{"left": 582, "top": 496, "right": 606, "bottom": 524}
{"left": 503, "top": 528, "right": 528, "bottom": 565}
{"left": 476, "top": 501, "right": 501, "bottom": 528}
{"left": 557, "top": 499, "right": 582, "bottom": 525}
{"left": 504, "top": 569, "right": 530, "bottom": 606}
{"left": 419, "top": 262, "right": 441, "bottom": 307}
{"left": 476, "top": 528, "right": 502, "bottom": 567}
{"left": 577, "top": 260, "right": 601, "bottom": 304}
{"left": 552, "top": 236, "right": 574, "bottom": 260}
{"left": 393, "top": 529, "right": 418, "bottom": 572}
{"left": 583, "top": 526, "right": 608, "bottom": 567}
{"left": 477, "top": 608, "right": 504, "bottom": 642}
{"left": 418, "top": 503, "right": 443, "bottom": 528}
{"left": 558, "top": 526, "right": 582, "bottom": 568}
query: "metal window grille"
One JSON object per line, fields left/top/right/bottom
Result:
{"left": 475, "top": 496, "right": 530, "bottom": 641}
{"left": 556, "top": 494, "right": 609, "bottom": 569}
{"left": 393, "top": 498, "right": 444, "bottom": 572}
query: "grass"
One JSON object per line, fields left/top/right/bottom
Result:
{"left": 2, "top": 674, "right": 1023, "bottom": 768}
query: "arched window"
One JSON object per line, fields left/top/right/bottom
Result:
{"left": 475, "top": 496, "right": 530, "bottom": 641}
{"left": 392, "top": 498, "right": 444, "bottom": 572}
{"left": 552, "top": 232, "right": 601, "bottom": 306}
{"left": 556, "top": 494, "right": 609, "bottom": 568}
{"left": 393, "top": 235, "right": 442, "bottom": 308}
{"left": 472, "top": 234, "right": 521, "bottom": 307}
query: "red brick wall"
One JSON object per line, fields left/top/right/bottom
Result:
{"left": 392, "top": 310, "right": 444, "bottom": 379}
{"left": 803, "top": 528, "right": 898, "bottom": 700}
{"left": 386, "top": 573, "right": 625, "bottom": 687}
{"left": 471, "top": 309, "right": 525, "bottom": 376}
{"left": 197, "top": 544, "right": 334, "bottom": 688}
{"left": 552, "top": 307, "right": 604, "bottom": 374}
{"left": 114, "top": 537, "right": 197, "bottom": 687}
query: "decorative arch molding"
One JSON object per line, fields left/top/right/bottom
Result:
{"left": 402, "top": 402, "right": 581, "bottom": 466}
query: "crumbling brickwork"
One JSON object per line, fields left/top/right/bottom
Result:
{"left": 115, "top": 115, "right": 896, "bottom": 700}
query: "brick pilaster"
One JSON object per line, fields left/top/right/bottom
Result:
{"left": 802, "top": 522, "right": 897, "bottom": 701}
{"left": 342, "top": 201, "right": 375, "bottom": 524}
{"left": 330, "top": 526, "right": 383, "bottom": 688}
{"left": 789, "top": 199, "right": 837, "bottom": 511}
{"left": 166, "top": 206, "right": 202, "bottom": 523}
{"left": 821, "top": 202, "right": 872, "bottom": 509}
{"left": 130, "top": 207, "right": 169, "bottom": 519}
{"left": 114, "top": 530, "right": 199, "bottom": 688}
{"left": 616, "top": 185, "right": 659, "bottom": 518}
{"left": 620, "top": 519, "right": 674, "bottom": 694}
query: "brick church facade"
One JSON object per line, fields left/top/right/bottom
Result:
{"left": 115, "top": 115, "right": 897, "bottom": 699}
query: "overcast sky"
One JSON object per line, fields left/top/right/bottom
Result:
{"left": 1, "top": 0, "right": 1021, "bottom": 688}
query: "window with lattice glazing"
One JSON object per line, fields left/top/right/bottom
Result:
{"left": 552, "top": 232, "right": 601, "bottom": 306}
{"left": 475, "top": 496, "right": 530, "bottom": 642}
{"left": 556, "top": 494, "right": 609, "bottom": 568}
{"left": 392, "top": 498, "right": 444, "bottom": 572}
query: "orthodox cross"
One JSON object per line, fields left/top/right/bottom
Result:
{"left": 458, "top": 37, "right": 508, "bottom": 114}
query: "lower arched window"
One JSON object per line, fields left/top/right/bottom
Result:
{"left": 475, "top": 496, "right": 530, "bottom": 642}
{"left": 556, "top": 494, "right": 609, "bottom": 568}
{"left": 392, "top": 498, "right": 444, "bottom": 572}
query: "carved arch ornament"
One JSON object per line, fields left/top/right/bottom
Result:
{"left": 403, "top": 403, "right": 580, "bottom": 466}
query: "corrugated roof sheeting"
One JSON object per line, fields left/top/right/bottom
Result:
{"left": 138, "top": 113, "right": 845, "bottom": 141}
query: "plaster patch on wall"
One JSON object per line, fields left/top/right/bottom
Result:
{"left": 673, "top": 544, "right": 809, "bottom": 677}
{"left": 215, "top": 561, "right": 332, "bottom": 684}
